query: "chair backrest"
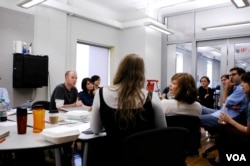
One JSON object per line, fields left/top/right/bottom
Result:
{"left": 31, "top": 101, "right": 50, "bottom": 110}
{"left": 120, "top": 127, "right": 189, "bottom": 166}
{"left": 165, "top": 115, "right": 201, "bottom": 156}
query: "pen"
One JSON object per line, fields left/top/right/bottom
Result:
{"left": 58, "top": 121, "right": 77, "bottom": 125}
{"left": 0, "top": 138, "right": 6, "bottom": 143}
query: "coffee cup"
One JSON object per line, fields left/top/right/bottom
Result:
{"left": 49, "top": 110, "right": 59, "bottom": 124}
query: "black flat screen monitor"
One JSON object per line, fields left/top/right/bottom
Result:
{"left": 13, "top": 53, "right": 49, "bottom": 88}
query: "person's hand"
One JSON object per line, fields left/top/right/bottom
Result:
{"left": 219, "top": 112, "right": 232, "bottom": 124}
{"left": 204, "top": 94, "right": 209, "bottom": 98}
{"left": 75, "top": 100, "right": 83, "bottom": 107}
{"left": 226, "top": 78, "right": 235, "bottom": 90}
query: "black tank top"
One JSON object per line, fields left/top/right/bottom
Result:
{"left": 99, "top": 87, "right": 155, "bottom": 140}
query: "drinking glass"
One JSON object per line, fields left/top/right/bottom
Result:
{"left": 55, "top": 99, "right": 64, "bottom": 108}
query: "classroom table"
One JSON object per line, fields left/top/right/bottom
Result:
{"left": 0, "top": 124, "right": 62, "bottom": 166}
{"left": 78, "top": 131, "right": 106, "bottom": 166}
{"left": 2, "top": 108, "right": 107, "bottom": 166}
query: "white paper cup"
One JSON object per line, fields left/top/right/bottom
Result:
{"left": 55, "top": 99, "right": 64, "bottom": 108}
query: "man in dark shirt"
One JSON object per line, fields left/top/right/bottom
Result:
{"left": 49, "top": 70, "right": 84, "bottom": 165}
{"left": 50, "top": 70, "right": 83, "bottom": 110}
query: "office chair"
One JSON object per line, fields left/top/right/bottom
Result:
{"left": 31, "top": 101, "right": 50, "bottom": 110}
{"left": 119, "top": 127, "right": 190, "bottom": 166}
{"left": 165, "top": 115, "right": 201, "bottom": 156}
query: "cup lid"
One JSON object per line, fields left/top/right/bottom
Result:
{"left": 33, "top": 104, "right": 44, "bottom": 109}
{"left": 16, "top": 107, "right": 27, "bottom": 116}
{"left": 49, "top": 110, "right": 59, "bottom": 113}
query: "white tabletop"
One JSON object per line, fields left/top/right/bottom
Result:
{"left": 0, "top": 125, "right": 55, "bottom": 151}
{"left": 3, "top": 109, "right": 105, "bottom": 145}
{"left": 1, "top": 109, "right": 107, "bottom": 166}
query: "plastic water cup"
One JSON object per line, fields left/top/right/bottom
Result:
{"left": 55, "top": 99, "right": 64, "bottom": 108}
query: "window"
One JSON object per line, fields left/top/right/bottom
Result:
{"left": 76, "top": 42, "right": 110, "bottom": 91}
{"left": 176, "top": 52, "right": 183, "bottom": 72}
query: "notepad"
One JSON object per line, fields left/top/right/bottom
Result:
{"left": 0, "top": 130, "right": 10, "bottom": 139}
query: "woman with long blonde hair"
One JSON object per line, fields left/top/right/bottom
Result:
{"left": 91, "top": 53, "right": 166, "bottom": 134}
{"left": 90, "top": 54, "right": 166, "bottom": 165}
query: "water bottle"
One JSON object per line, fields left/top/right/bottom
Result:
{"left": 220, "top": 103, "right": 227, "bottom": 124}
{"left": 0, "top": 99, "right": 7, "bottom": 122}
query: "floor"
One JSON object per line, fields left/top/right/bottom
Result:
{"left": 185, "top": 128, "right": 218, "bottom": 166}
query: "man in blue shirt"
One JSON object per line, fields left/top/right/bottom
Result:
{"left": 200, "top": 67, "right": 248, "bottom": 127}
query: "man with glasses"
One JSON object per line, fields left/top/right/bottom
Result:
{"left": 200, "top": 67, "right": 248, "bottom": 128}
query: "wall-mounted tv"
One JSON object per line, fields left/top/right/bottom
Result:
{"left": 13, "top": 53, "right": 49, "bottom": 88}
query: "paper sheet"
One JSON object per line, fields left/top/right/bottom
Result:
{"left": 0, "top": 121, "right": 17, "bottom": 126}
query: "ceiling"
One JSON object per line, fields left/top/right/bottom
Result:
{"left": 0, "top": 0, "right": 243, "bottom": 29}
{"left": 86, "top": 0, "right": 229, "bottom": 11}
{"left": 84, "top": 0, "right": 232, "bottom": 16}
{"left": 51, "top": 0, "right": 235, "bottom": 28}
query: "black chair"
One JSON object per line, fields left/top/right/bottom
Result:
{"left": 31, "top": 101, "right": 50, "bottom": 110}
{"left": 119, "top": 127, "right": 190, "bottom": 166}
{"left": 165, "top": 115, "right": 201, "bottom": 156}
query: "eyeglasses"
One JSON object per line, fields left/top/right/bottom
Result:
{"left": 229, "top": 73, "right": 238, "bottom": 77}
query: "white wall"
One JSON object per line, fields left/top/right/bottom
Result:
{"left": 119, "top": 26, "right": 163, "bottom": 89}
{"left": 0, "top": 7, "right": 35, "bottom": 107}
{"left": 34, "top": 7, "right": 68, "bottom": 100}
{"left": 145, "top": 28, "right": 162, "bottom": 88}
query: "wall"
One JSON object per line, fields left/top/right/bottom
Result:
{"left": 145, "top": 28, "right": 162, "bottom": 88}
{"left": 0, "top": 7, "right": 37, "bottom": 107}
{"left": 119, "top": 26, "right": 163, "bottom": 91}
{"left": 0, "top": 5, "right": 163, "bottom": 107}
{"left": 34, "top": 7, "right": 68, "bottom": 99}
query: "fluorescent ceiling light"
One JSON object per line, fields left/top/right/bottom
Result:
{"left": 202, "top": 21, "right": 250, "bottom": 31}
{"left": 150, "top": 0, "right": 194, "bottom": 9}
{"left": 231, "top": 0, "right": 249, "bottom": 8}
{"left": 144, "top": 20, "right": 174, "bottom": 35}
{"left": 136, "top": 0, "right": 193, "bottom": 9}
{"left": 17, "top": 0, "right": 47, "bottom": 9}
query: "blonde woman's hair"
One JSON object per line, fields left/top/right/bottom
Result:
{"left": 113, "top": 54, "right": 146, "bottom": 129}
